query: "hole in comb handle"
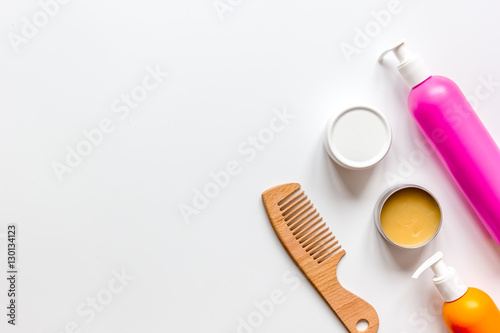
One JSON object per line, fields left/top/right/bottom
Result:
{"left": 356, "top": 319, "right": 369, "bottom": 332}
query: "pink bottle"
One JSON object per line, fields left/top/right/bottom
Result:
{"left": 379, "top": 41, "right": 500, "bottom": 245}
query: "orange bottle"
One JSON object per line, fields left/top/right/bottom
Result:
{"left": 413, "top": 252, "right": 500, "bottom": 332}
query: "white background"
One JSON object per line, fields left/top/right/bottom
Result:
{"left": 1, "top": 0, "right": 500, "bottom": 332}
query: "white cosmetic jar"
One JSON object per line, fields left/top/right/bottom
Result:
{"left": 324, "top": 106, "right": 392, "bottom": 169}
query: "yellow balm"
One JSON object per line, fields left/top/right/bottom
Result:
{"left": 380, "top": 187, "right": 441, "bottom": 248}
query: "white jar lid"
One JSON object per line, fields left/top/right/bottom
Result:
{"left": 324, "top": 106, "right": 392, "bottom": 169}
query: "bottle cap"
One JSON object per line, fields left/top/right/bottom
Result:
{"left": 413, "top": 251, "right": 468, "bottom": 302}
{"left": 324, "top": 106, "right": 392, "bottom": 170}
{"left": 378, "top": 40, "right": 432, "bottom": 87}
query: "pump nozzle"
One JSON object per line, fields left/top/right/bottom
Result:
{"left": 413, "top": 251, "right": 468, "bottom": 302}
{"left": 378, "top": 40, "right": 432, "bottom": 88}
{"left": 378, "top": 40, "right": 411, "bottom": 63}
{"left": 412, "top": 251, "right": 446, "bottom": 279}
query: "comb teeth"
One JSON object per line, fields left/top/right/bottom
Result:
{"left": 278, "top": 187, "right": 342, "bottom": 264}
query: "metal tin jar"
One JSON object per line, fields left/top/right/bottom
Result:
{"left": 374, "top": 184, "right": 443, "bottom": 249}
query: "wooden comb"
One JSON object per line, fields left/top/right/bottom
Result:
{"left": 262, "top": 183, "right": 379, "bottom": 333}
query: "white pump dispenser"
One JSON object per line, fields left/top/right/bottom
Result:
{"left": 413, "top": 252, "right": 468, "bottom": 302}
{"left": 378, "top": 40, "right": 432, "bottom": 88}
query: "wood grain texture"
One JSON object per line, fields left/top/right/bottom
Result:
{"left": 262, "top": 183, "right": 379, "bottom": 333}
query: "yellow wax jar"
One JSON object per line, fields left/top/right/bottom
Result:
{"left": 376, "top": 185, "right": 442, "bottom": 248}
